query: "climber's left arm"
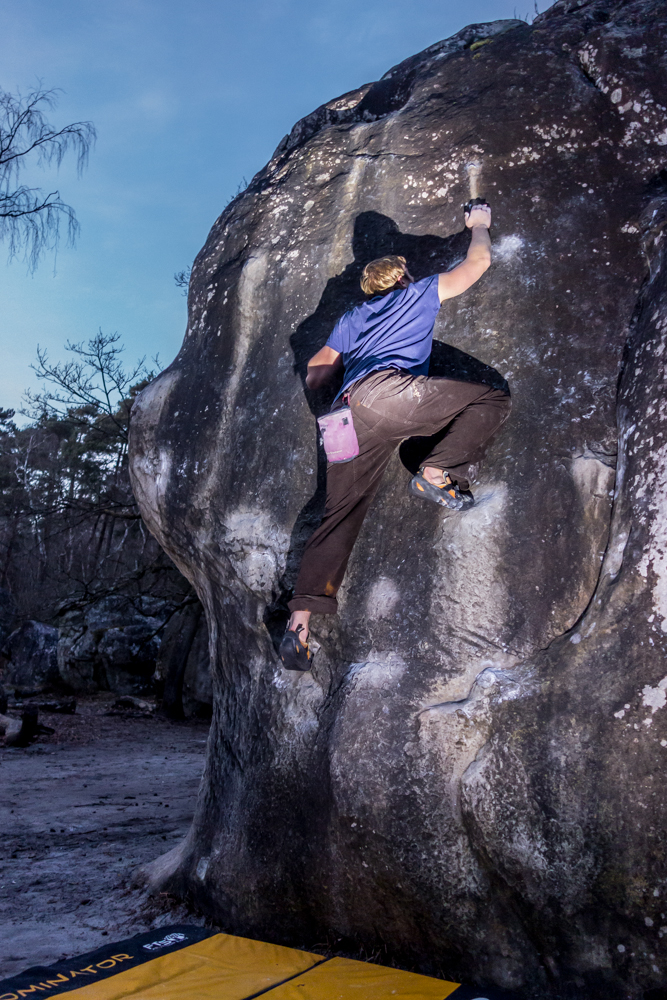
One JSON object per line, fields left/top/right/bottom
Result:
{"left": 305, "top": 346, "right": 343, "bottom": 390}
{"left": 438, "top": 205, "right": 492, "bottom": 302}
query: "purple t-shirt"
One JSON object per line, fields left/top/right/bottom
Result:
{"left": 326, "top": 274, "right": 441, "bottom": 399}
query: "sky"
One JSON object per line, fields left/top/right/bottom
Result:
{"left": 0, "top": 0, "right": 544, "bottom": 417}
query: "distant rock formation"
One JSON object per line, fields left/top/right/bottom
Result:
{"left": 2, "top": 621, "right": 59, "bottom": 694}
{"left": 129, "top": 1, "right": 667, "bottom": 996}
{"left": 55, "top": 594, "right": 211, "bottom": 715}
{"left": 56, "top": 595, "right": 165, "bottom": 695}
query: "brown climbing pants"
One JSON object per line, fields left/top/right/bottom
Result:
{"left": 288, "top": 368, "right": 511, "bottom": 615}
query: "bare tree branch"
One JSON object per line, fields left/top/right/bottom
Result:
{"left": 26, "top": 330, "right": 157, "bottom": 441}
{"left": 174, "top": 266, "right": 192, "bottom": 296}
{"left": 0, "top": 85, "right": 96, "bottom": 268}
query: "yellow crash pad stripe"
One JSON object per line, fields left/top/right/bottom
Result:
{"left": 57, "top": 933, "right": 323, "bottom": 1000}
{"left": 263, "top": 956, "right": 461, "bottom": 1000}
{"left": 19, "top": 935, "right": 461, "bottom": 1000}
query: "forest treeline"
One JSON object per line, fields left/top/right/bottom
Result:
{"left": 0, "top": 331, "right": 179, "bottom": 617}
{"left": 0, "top": 333, "right": 209, "bottom": 718}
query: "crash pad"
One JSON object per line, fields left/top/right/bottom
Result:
{"left": 0, "top": 925, "right": 507, "bottom": 1000}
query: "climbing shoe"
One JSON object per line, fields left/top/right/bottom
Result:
{"left": 409, "top": 469, "right": 475, "bottom": 511}
{"left": 279, "top": 624, "right": 313, "bottom": 672}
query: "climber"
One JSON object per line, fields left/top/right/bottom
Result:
{"left": 279, "top": 201, "right": 511, "bottom": 671}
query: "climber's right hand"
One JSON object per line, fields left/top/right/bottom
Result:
{"left": 465, "top": 202, "right": 491, "bottom": 229}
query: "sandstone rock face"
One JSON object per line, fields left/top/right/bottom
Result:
{"left": 154, "top": 598, "right": 212, "bottom": 718}
{"left": 0, "top": 588, "right": 18, "bottom": 650}
{"left": 2, "top": 621, "right": 59, "bottom": 693}
{"left": 180, "top": 616, "right": 212, "bottom": 718}
{"left": 129, "top": 1, "right": 667, "bottom": 996}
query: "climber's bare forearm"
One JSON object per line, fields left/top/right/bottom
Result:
{"left": 305, "top": 346, "right": 343, "bottom": 389}
{"left": 438, "top": 205, "right": 492, "bottom": 302}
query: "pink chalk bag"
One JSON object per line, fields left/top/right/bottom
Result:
{"left": 317, "top": 395, "right": 360, "bottom": 463}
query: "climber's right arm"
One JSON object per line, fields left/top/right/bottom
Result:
{"left": 305, "top": 346, "right": 343, "bottom": 390}
{"left": 438, "top": 204, "right": 492, "bottom": 302}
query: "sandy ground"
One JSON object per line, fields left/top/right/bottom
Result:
{"left": 0, "top": 696, "right": 211, "bottom": 978}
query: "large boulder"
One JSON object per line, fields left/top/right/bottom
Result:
{"left": 0, "top": 587, "right": 18, "bottom": 650}
{"left": 1, "top": 621, "right": 59, "bottom": 694}
{"left": 57, "top": 595, "right": 167, "bottom": 695}
{"left": 129, "top": 1, "right": 667, "bottom": 996}
{"left": 154, "top": 598, "right": 212, "bottom": 719}
{"left": 180, "top": 614, "right": 212, "bottom": 718}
